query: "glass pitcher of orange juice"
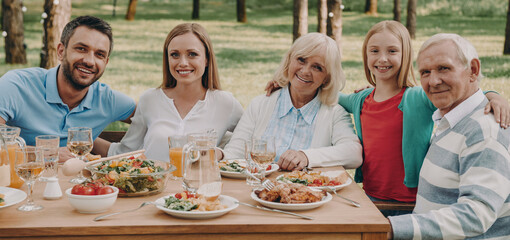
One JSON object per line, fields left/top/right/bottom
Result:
{"left": 0, "top": 133, "right": 10, "bottom": 186}
{"left": 0, "top": 126, "right": 26, "bottom": 188}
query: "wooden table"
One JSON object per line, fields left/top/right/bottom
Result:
{"left": 0, "top": 167, "right": 389, "bottom": 239}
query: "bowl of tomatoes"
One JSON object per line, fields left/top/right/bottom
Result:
{"left": 65, "top": 181, "right": 119, "bottom": 214}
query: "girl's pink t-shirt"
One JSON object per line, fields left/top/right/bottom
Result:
{"left": 360, "top": 88, "right": 417, "bottom": 202}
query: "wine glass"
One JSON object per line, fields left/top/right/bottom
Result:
{"left": 15, "top": 146, "right": 45, "bottom": 211}
{"left": 250, "top": 137, "right": 276, "bottom": 183}
{"left": 67, "top": 127, "right": 93, "bottom": 184}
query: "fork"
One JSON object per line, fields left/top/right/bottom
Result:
{"left": 326, "top": 186, "right": 361, "bottom": 208}
{"left": 241, "top": 169, "right": 275, "bottom": 191}
{"left": 93, "top": 201, "right": 161, "bottom": 221}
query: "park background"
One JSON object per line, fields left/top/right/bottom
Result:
{"left": 1, "top": 0, "right": 509, "bottom": 131}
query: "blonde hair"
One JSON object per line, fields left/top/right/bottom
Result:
{"left": 272, "top": 33, "right": 344, "bottom": 106}
{"left": 161, "top": 23, "right": 221, "bottom": 90}
{"left": 418, "top": 33, "right": 483, "bottom": 81}
{"left": 362, "top": 20, "right": 416, "bottom": 88}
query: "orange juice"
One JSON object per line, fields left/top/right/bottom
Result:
{"left": 2, "top": 145, "right": 24, "bottom": 188}
{"left": 169, "top": 147, "right": 183, "bottom": 177}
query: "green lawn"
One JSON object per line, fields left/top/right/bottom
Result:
{"left": 1, "top": 0, "right": 509, "bottom": 131}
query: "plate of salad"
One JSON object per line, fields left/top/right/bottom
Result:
{"left": 275, "top": 170, "right": 352, "bottom": 191}
{"left": 218, "top": 159, "right": 279, "bottom": 179}
{"left": 155, "top": 192, "right": 239, "bottom": 219}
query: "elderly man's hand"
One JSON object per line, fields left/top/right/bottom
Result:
{"left": 58, "top": 147, "right": 74, "bottom": 163}
{"left": 484, "top": 92, "right": 510, "bottom": 129}
{"left": 277, "top": 150, "right": 308, "bottom": 171}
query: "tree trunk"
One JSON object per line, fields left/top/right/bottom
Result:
{"left": 504, "top": 0, "right": 510, "bottom": 55}
{"left": 237, "top": 0, "right": 246, "bottom": 23}
{"left": 293, "top": 0, "right": 308, "bottom": 42}
{"left": 393, "top": 0, "right": 401, "bottom": 22}
{"left": 2, "top": 0, "right": 26, "bottom": 64}
{"left": 327, "top": 0, "right": 342, "bottom": 56}
{"left": 125, "top": 0, "right": 137, "bottom": 21}
{"left": 317, "top": 0, "right": 327, "bottom": 33}
{"left": 40, "top": 0, "right": 71, "bottom": 69}
{"left": 192, "top": 0, "right": 199, "bottom": 20}
{"left": 366, "top": 0, "right": 378, "bottom": 16}
{"left": 406, "top": 0, "right": 417, "bottom": 39}
{"left": 365, "top": 0, "right": 370, "bottom": 12}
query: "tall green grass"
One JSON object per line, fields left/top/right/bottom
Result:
{"left": 1, "top": 0, "right": 509, "bottom": 131}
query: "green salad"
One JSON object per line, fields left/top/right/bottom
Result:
{"left": 91, "top": 157, "right": 167, "bottom": 195}
{"left": 219, "top": 161, "right": 244, "bottom": 172}
{"left": 164, "top": 196, "right": 198, "bottom": 211}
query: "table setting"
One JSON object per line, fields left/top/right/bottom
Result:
{"left": 0, "top": 129, "right": 389, "bottom": 240}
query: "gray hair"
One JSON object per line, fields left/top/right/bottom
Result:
{"left": 418, "top": 33, "right": 483, "bottom": 81}
{"left": 272, "top": 33, "right": 344, "bottom": 106}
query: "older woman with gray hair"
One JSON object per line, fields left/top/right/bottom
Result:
{"left": 220, "top": 33, "right": 362, "bottom": 171}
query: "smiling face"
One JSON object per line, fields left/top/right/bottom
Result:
{"left": 287, "top": 54, "right": 328, "bottom": 99}
{"left": 366, "top": 30, "right": 402, "bottom": 84}
{"left": 58, "top": 26, "right": 110, "bottom": 90}
{"left": 418, "top": 40, "right": 478, "bottom": 115}
{"left": 167, "top": 32, "right": 208, "bottom": 87}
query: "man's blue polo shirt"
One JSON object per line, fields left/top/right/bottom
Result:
{"left": 0, "top": 66, "right": 136, "bottom": 146}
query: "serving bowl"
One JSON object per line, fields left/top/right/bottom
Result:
{"left": 86, "top": 158, "right": 175, "bottom": 197}
{"left": 65, "top": 186, "right": 119, "bottom": 213}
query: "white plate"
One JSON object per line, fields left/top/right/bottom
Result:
{"left": 276, "top": 172, "right": 352, "bottom": 191}
{"left": 219, "top": 159, "right": 279, "bottom": 179}
{"left": 250, "top": 191, "right": 332, "bottom": 211}
{"left": 155, "top": 194, "right": 239, "bottom": 219}
{"left": 0, "top": 186, "right": 27, "bottom": 209}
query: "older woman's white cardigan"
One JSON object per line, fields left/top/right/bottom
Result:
{"left": 223, "top": 90, "right": 362, "bottom": 169}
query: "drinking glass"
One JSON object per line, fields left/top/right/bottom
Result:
{"left": 15, "top": 146, "right": 44, "bottom": 211}
{"left": 36, "top": 135, "right": 60, "bottom": 180}
{"left": 168, "top": 135, "right": 187, "bottom": 179}
{"left": 67, "top": 127, "right": 92, "bottom": 184}
{"left": 244, "top": 140, "right": 261, "bottom": 186}
{"left": 250, "top": 137, "right": 276, "bottom": 182}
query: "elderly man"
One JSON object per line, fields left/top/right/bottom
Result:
{"left": 387, "top": 33, "right": 510, "bottom": 239}
{"left": 0, "top": 16, "right": 135, "bottom": 157}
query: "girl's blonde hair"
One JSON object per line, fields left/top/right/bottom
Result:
{"left": 362, "top": 20, "right": 415, "bottom": 88}
{"left": 272, "top": 33, "right": 344, "bottom": 106}
{"left": 161, "top": 23, "right": 221, "bottom": 90}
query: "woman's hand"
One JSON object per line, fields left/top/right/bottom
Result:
{"left": 277, "top": 150, "right": 308, "bottom": 171}
{"left": 264, "top": 80, "right": 281, "bottom": 96}
{"left": 353, "top": 85, "right": 371, "bottom": 93}
{"left": 484, "top": 92, "right": 510, "bottom": 128}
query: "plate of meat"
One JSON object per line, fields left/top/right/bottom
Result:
{"left": 250, "top": 181, "right": 332, "bottom": 211}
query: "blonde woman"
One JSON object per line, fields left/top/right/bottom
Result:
{"left": 221, "top": 33, "right": 362, "bottom": 171}
{"left": 108, "top": 23, "right": 243, "bottom": 161}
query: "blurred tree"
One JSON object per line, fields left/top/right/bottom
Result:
{"left": 327, "top": 0, "right": 342, "bottom": 55}
{"left": 393, "top": 0, "right": 401, "bottom": 22}
{"left": 126, "top": 0, "right": 137, "bottom": 21}
{"left": 293, "top": 0, "right": 308, "bottom": 41}
{"left": 41, "top": 0, "right": 71, "bottom": 69}
{"left": 2, "top": 0, "right": 26, "bottom": 64}
{"left": 366, "top": 0, "right": 378, "bottom": 16}
{"left": 504, "top": 0, "right": 510, "bottom": 54}
{"left": 192, "top": 0, "right": 199, "bottom": 19}
{"left": 406, "top": 0, "right": 416, "bottom": 39}
{"left": 318, "top": 0, "right": 327, "bottom": 33}
{"left": 237, "top": 0, "right": 246, "bottom": 23}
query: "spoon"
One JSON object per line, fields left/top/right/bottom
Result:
{"left": 62, "top": 149, "right": 146, "bottom": 176}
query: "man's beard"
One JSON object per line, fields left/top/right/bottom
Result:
{"left": 61, "top": 58, "right": 103, "bottom": 91}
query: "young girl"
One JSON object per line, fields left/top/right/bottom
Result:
{"left": 107, "top": 23, "right": 243, "bottom": 162}
{"left": 338, "top": 20, "right": 510, "bottom": 216}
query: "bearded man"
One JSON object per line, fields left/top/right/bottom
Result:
{"left": 0, "top": 16, "right": 135, "bottom": 159}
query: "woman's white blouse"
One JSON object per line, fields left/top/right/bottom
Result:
{"left": 108, "top": 88, "right": 244, "bottom": 162}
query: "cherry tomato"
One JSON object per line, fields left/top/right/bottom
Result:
{"left": 97, "top": 186, "right": 115, "bottom": 195}
{"left": 328, "top": 180, "right": 341, "bottom": 186}
{"left": 175, "top": 193, "right": 182, "bottom": 199}
{"left": 85, "top": 181, "right": 104, "bottom": 191}
{"left": 312, "top": 179, "right": 323, "bottom": 186}
{"left": 128, "top": 156, "right": 135, "bottom": 160}
{"left": 71, "top": 185, "right": 96, "bottom": 195}
{"left": 132, "top": 160, "right": 143, "bottom": 168}
{"left": 266, "top": 165, "right": 272, "bottom": 171}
